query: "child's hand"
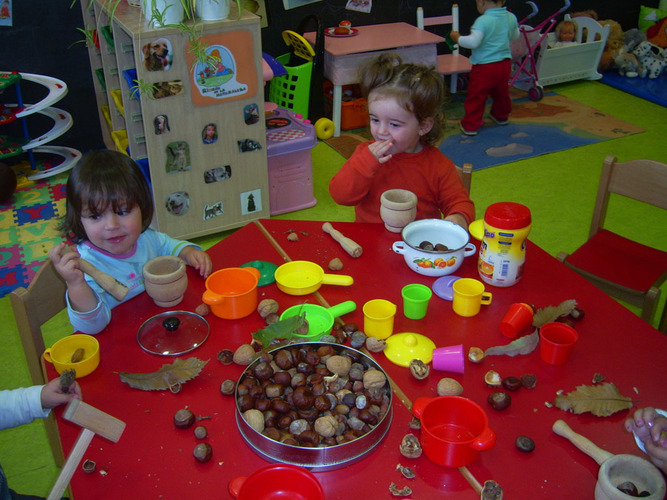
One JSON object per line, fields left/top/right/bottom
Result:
{"left": 179, "top": 247, "right": 213, "bottom": 278}
{"left": 445, "top": 213, "right": 468, "bottom": 231}
{"left": 49, "top": 243, "right": 86, "bottom": 286}
{"left": 41, "top": 377, "right": 82, "bottom": 410}
{"left": 450, "top": 31, "right": 460, "bottom": 43}
{"left": 368, "top": 139, "right": 393, "bottom": 164}
{"left": 625, "top": 407, "right": 666, "bottom": 445}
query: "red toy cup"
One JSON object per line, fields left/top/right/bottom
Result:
{"left": 499, "top": 302, "right": 534, "bottom": 338}
{"left": 228, "top": 464, "right": 325, "bottom": 500}
{"left": 539, "top": 322, "right": 578, "bottom": 365}
{"left": 412, "top": 396, "right": 496, "bottom": 467}
{"left": 432, "top": 344, "right": 464, "bottom": 374}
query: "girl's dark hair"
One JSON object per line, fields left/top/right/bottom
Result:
{"left": 359, "top": 53, "right": 446, "bottom": 146}
{"left": 59, "top": 150, "right": 154, "bottom": 243}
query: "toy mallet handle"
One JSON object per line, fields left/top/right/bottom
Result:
{"left": 61, "top": 247, "right": 129, "bottom": 301}
{"left": 322, "top": 222, "right": 363, "bottom": 258}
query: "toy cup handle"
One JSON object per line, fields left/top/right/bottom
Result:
{"left": 228, "top": 476, "right": 247, "bottom": 498}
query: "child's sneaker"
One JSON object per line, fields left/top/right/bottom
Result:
{"left": 459, "top": 123, "right": 478, "bottom": 136}
{"left": 490, "top": 115, "right": 509, "bottom": 125}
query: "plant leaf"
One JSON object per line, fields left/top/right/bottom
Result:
{"left": 533, "top": 300, "right": 578, "bottom": 327}
{"left": 252, "top": 312, "right": 306, "bottom": 347}
{"left": 554, "top": 382, "right": 633, "bottom": 417}
{"left": 484, "top": 330, "right": 540, "bottom": 358}
{"left": 119, "top": 357, "right": 208, "bottom": 391}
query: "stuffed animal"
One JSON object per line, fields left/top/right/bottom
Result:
{"left": 647, "top": 17, "right": 667, "bottom": 48}
{"left": 614, "top": 52, "right": 646, "bottom": 78}
{"left": 598, "top": 20, "right": 624, "bottom": 72}
{"left": 623, "top": 28, "right": 647, "bottom": 53}
{"left": 633, "top": 41, "right": 667, "bottom": 79}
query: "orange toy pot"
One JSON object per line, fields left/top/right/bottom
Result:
{"left": 202, "top": 267, "right": 261, "bottom": 319}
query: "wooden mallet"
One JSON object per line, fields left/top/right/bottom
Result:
{"left": 322, "top": 222, "right": 363, "bottom": 258}
{"left": 61, "top": 247, "right": 129, "bottom": 301}
{"left": 48, "top": 399, "right": 126, "bottom": 500}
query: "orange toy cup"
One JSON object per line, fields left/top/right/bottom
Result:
{"left": 202, "top": 267, "right": 260, "bottom": 319}
{"left": 500, "top": 302, "right": 534, "bottom": 337}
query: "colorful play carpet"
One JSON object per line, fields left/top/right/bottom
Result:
{"left": 0, "top": 162, "right": 68, "bottom": 298}
{"left": 325, "top": 89, "right": 645, "bottom": 170}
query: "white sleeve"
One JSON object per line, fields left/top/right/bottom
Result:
{"left": 456, "top": 29, "right": 484, "bottom": 49}
{"left": 0, "top": 386, "right": 50, "bottom": 430}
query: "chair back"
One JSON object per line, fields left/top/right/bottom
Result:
{"left": 417, "top": 5, "right": 460, "bottom": 56}
{"left": 590, "top": 155, "right": 667, "bottom": 238}
{"left": 9, "top": 259, "right": 68, "bottom": 466}
{"left": 455, "top": 162, "right": 473, "bottom": 194}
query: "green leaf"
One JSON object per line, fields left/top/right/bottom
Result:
{"left": 252, "top": 313, "right": 306, "bottom": 347}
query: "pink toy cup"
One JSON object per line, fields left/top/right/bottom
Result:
{"left": 432, "top": 344, "right": 464, "bottom": 374}
{"left": 500, "top": 302, "right": 534, "bottom": 338}
{"left": 539, "top": 322, "right": 578, "bottom": 365}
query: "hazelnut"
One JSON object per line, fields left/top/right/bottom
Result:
{"left": 193, "top": 442, "right": 212, "bottom": 463}
{"left": 220, "top": 379, "right": 235, "bottom": 395}
{"left": 174, "top": 408, "right": 195, "bottom": 429}
{"left": 487, "top": 392, "right": 511, "bottom": 411}
{"left": 243, "top": 409, "right": 265, "bottom": 433}
{"left": 328, "top": 258, "right": 344, "bottom": 271}
{"left": 437, "top": 378, "right": 463, "bottom": 396}
{"left": 484, "top": 370, "right": 502, "bottom": 387}
{"left": 195, "top": 303, "right": 210, "bottom": 316}
{"left": 193, "top": 425, "right": 208, "bottom": 440}
{"left": 233, "top": 344, "right": 256, "bottom": 365}
{"left": 468, "top": 347, "right": 485, "bottom": 363}
{"left": 265, "top": 312, "right": 280, "bottom": 325}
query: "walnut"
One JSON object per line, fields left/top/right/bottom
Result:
{"left": 362, "top": 368, "right": 387, "bottom": 389}
{"left": 313, "top": 415, "right": 338, "bottom": 438}
{"left": 233, "top": 344, "right": 255, "bottom": 365}
{"left": 365, "top": 336, "right": 387, "bottom": 352}
{"left": 437, "top": 378, "right": 463, "bottom": 396}
{"left": 242, "top": 409, "right": 264, "bottom": 433}
{"left": 409, "top": 359, "right": 430, "bottom": 380}
{"left": 328, "top": 258, "right": 344, "bottom": 271}
{"left": 257, "top": 299, "right": 279, "bottom": 318}
{"left": 326, "top": 355, "right": 352, "bottom": 377}
{"left": 399, "top": 433, "right": 422, "bottom": 458}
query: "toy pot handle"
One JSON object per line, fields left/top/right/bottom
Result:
{"left": 228, "top": 476, "right": 247, "bottom": 498}
{"left": 202, "top": 289, "right": 226, "bottom": 305}
{"left": 243, "top": 266, "right": 261, "bottom": 282}
{"left": 464, "top": 243, "right": 476, "bottom": 257}
{"left": 412, "top": 396, "right": 433, "bottom": 419}
{"left": 471, "top": 426, "right": 497, "bottom": 451}
{"left": 392, "top": 241, "right": 407, "bottom": 255}
{"left": 43, "top": 349, "right": 54, "bottom": 364}
{"left": 327, "top": 300, "right": 357, "bottom": 317}
{"left": 469, "top": 219, "right": 484, "bottom": 241}
{"left": 320, "top": 273, "right": 354, "bottom": 286}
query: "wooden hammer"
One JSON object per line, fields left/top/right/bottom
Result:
{"left": 48, "top": 399, "right": 126, "bottom": 500}
{"left": 61, "top": 247, "right": 129, "bottom": 301}
{"left": 322, "top": 222, "right": 363, "bottom": 258}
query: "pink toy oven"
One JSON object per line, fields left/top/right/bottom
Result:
{"left": 266, "top": 107, "right": 317, "bottom": 215}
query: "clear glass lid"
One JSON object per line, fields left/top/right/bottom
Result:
{"left": 137, "top": 311, "right": 209, "bottom": 356}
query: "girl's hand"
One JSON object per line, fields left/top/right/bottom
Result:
{"left": 625, "top": 407, "right": 667, "bottom": 446}
{"left": 450, "top": 31, "right": 460, "bottom": 43}
{"left": 41, "top": 378, "right": 82, "bottom": 410}
{"left": 445, "top": 213, "right": 469, "bottom": 231}
{"left": 368, "top": 139, "right": 393, "bottom": 164}
{"left": 49, "top": 243, "right": 86, "bottom": 286}
{"left": 179, "top": 247, "right": 213, "bottom": 278}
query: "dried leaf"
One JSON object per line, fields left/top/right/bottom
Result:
{"left": 533, "top": 300, "right": 577, "bottom": 327}
{"left": 252, "top": 312, "right": 306, "bottom": 347}
{"left": 119, "top": 357, "right": 209, "bottom": 391}
{"left": 484, "top": 330, "right": 539, "bottom": 358}
{"left": 554, "top": 382, "right": 633, "bottom": 417}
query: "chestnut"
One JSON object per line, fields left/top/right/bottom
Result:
{"left": 255, "top": 398, "right": 271, "bottom": 412}
{"left": 263, "top": 426, "right": 281, "bottom": 441}
{"left": 292, "top": 386, "right": 315, "bottom": 410}
{"left": 193, "top": 442, "right": 212, "bottom": 463}
{"left": 297, "top": 430, "right": 320, "bottom": 446}
{"left": 254, "top": 362, "right": 274, "bottom": 381}
{"left": 238, "top": 394, "right": 255, "bottom": 412}
{"left": 487, "top": 391, "right": 512, "bottom": 411}
{"left": 274, "top": 350, "right": 294, "bottom": 370}
{"left": 273, "top": 371, "right": 292, "bottom": 387}
{"left": 174, "top": 409, "right": 196, "bottom": 429}
{"left": 265, "top": 383, "right": 284, "bottom": 398}
{"left": 290, "top": 372, "right": 307, "bottom": 388}
{"left": 271, "top": 398, "right": 292, "bottom": 414}
{"left": 502, "top": 376, "right": 522, "bottom": 391}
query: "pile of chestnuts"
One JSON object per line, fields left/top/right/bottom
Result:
{"left": 236, "top": 343, "right": 391, "bottom": 449}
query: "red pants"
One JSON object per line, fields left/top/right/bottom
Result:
{"left": 461, "top": 59, "right": 512, "bottom": 132}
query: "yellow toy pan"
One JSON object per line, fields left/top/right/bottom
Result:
{"left": 274, "top": 260, "right": 353, "bottom": 295}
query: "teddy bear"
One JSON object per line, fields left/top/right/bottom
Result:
{"left": 633, "top": 41, "right": 667, "bottom": 78}
{"left": 614, "top": 52, "right": 646, "bottom": 78}
{"left": 598, "top": 20, "right": 624, "bottom": 72}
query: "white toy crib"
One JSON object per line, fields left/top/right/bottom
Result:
{"left": 512, "top": 14, "right": 610, "bottom": 99}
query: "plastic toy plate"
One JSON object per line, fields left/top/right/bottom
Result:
{"left": 432, "top": 275, "right": 462, "bottom": 301}
{"left": 325, "top": 27, "right": 359, "bottom": 37}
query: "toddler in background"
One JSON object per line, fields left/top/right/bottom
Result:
{"left": 625, "top": 407, "right": 667, "bottom": 475}
{"left": 450, "top": 0, "right": 519, "bottom": 135}
{"left": 50, "top": 150, "right": 212, "bottom": 335}
{"left": 329, "top": 53, "right": 474, "bottom": 229}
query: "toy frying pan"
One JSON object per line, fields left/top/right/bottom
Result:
{"left": 280, "top": 301, "right": 356, "bottom": 340}
{"left": 552, "top": 420, "right": 666, "bottom": 500}
{"left": 274, "top": 261, "right": 353, "bottom": 295}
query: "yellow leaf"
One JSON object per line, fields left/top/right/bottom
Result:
{"left": 554, "top": 382, "right": 633, "bottom": 417}
{"left": 119, "top": 357, "right": 209, "bottom": 391}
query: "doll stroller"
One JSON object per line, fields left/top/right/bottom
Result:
{"left": 509, "top": 0, "right": 571, "bottom": 101}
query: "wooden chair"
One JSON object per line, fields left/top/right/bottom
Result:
{"left": 557, "top": 156, "right": 667, "bottom": 334}
{"left": 9, "top": 259, "right": 68, "bottom": 466}
{"left": 416, "top": 4, "right": 472, "bottom": 94}
{"left": 456, "top": 162, "right": 472, "bottom": 194}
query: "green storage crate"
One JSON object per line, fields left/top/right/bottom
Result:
{"left": 268, "top": 53, "right": 312, "bottom": 118}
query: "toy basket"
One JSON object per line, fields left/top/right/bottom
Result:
{"left": 268, "top": 53, "right": 312, "bottom": 118}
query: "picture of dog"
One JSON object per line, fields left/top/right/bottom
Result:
{"left": 241, "top": 189, "right": 262, "bottom": 215}
{"left": 204, "top": 165, "right": 232, "bottom": 184}
{"left": 142, "top": 38, "right": 172, "bottom": 71}
{"left": 166, "top": 141, "right": 190, "bottom": 173}
{"left": 203, "top": 201, "right": 224, "bottom": 221}
{"left": 152, "top": 80, "right": 184, "bottom": 99}
{"left": 154, "top": 114, "right": 170, "bottom": 135}
{"left": 238, "top": 138, "right": 262, "bottom": 152}
{"left": 165, "top": 191, "right": 190, "bottom": 216}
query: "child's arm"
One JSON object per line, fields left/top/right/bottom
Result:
{"left": 330, "top": 142, "right": 383, "bottom": 206}
{"left": 41, "top": 377, "right": 82, "bottom": 409}
{"left": 179, "top": 246, "right": 212, "bottom": 278}
{"left": 50, "top": 243, "right": 101, "bottom": 314}
{"left": 625, "top": 407, "right": 667, "bottom": 474}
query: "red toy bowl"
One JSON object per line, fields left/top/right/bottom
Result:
{"left": 228, "top": 464, "right": 325, "bottom": 500}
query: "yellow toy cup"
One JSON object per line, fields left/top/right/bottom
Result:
{"left": 452, "top": 278, "right": 492, "bottom": 317}
{"left": 363, "top": 299, "right": 397, "bottom": 339}
{"left": 43, "top": 334, "right": 100, "bottom": 378}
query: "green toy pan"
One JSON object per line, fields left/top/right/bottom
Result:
{"left": 279, "top": 301, "right": 356, "bottom": 340}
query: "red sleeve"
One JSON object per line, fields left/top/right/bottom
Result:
{"left": 329, "top": 142, "right": 380, "bottom": 206}
{"left": 434, "top": 155, "right": 476, "bottom": 224}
